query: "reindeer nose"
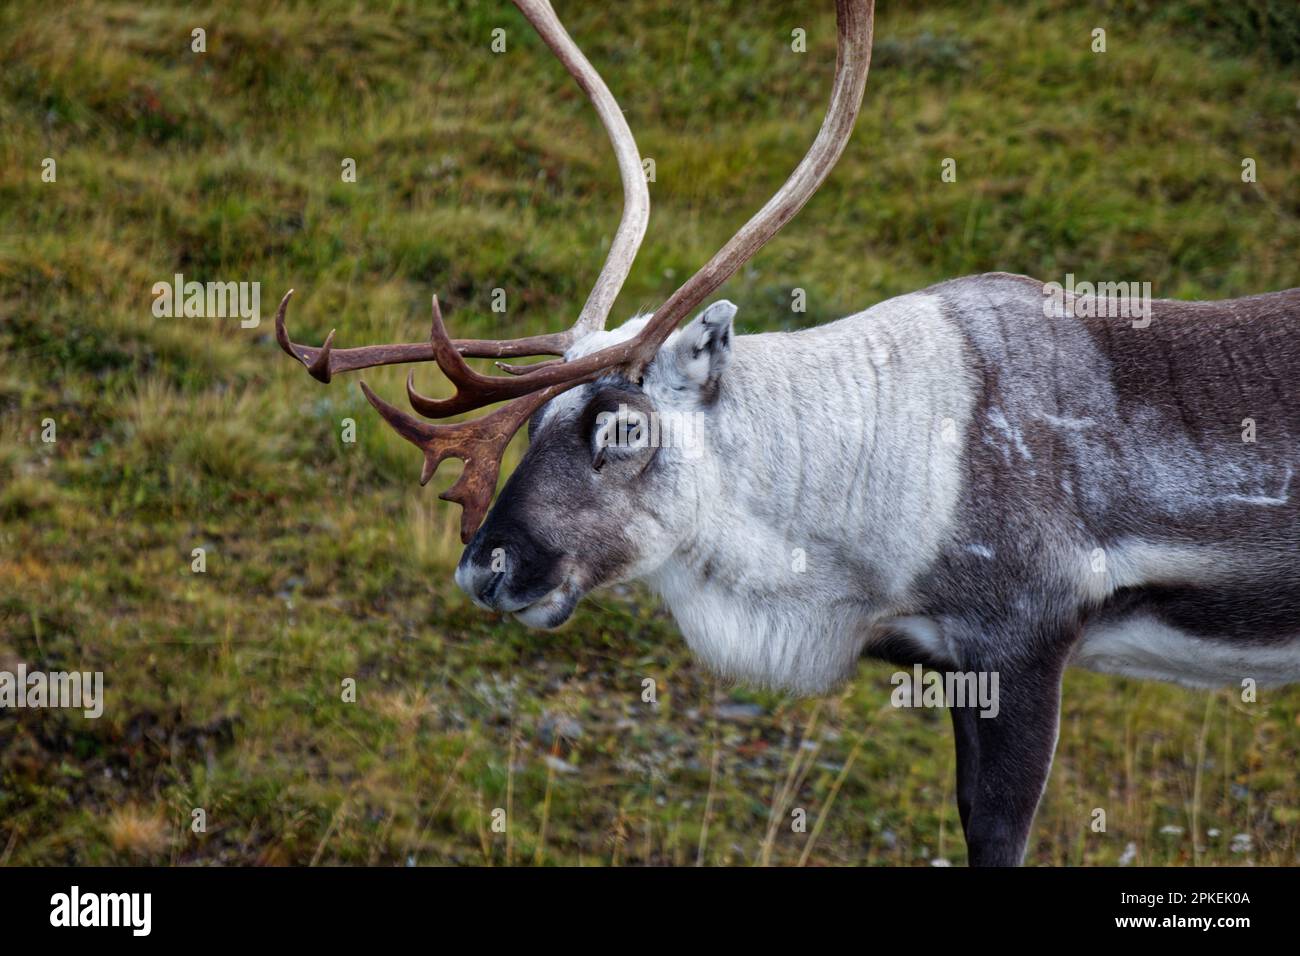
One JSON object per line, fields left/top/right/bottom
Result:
{"left": 455, "top": 552, "right": 505, "bottom": 610}
{"left": 455, "top": 524, "right": 566, "bottom": 613}
{"left": 456, "top": 536, "right": 537, "bottom": 612}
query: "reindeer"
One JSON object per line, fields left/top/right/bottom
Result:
{"left": 275, "top": 0, "right": 1300, "bottom": 865}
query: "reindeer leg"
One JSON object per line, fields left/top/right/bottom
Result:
{"left": 949, "top": 700, "right": 980, "bottom": 837}
{"left": 955, "top": 631, "right": 1074, "bottom": 867}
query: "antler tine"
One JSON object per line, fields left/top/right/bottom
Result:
{"left": 276, "top": 290, "right": 337, "bottom": 383}
{"left": 404, "top": 295, "right": 596, "bottom": 417}
{"left": 359, "top": 380, "right": 564, "bottom": 543}
{"left": 406, "top": 294, "right": 504, "bottom": 418}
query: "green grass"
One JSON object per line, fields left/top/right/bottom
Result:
{"left": 1, "top": 0, "right": 1299, "bottom": 866}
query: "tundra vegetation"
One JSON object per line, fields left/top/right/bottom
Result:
{"left": 1, "top": 0, "right": 1298, "bottom": 865}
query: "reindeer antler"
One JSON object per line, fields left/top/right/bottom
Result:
{"left": 357, "top": 381, "right": 567, "bottom": 543}
{"left": 278, "top": 0, "right": 875, "bottom": 542}
{"left": 275, "top": 288, "right": 580, "bottom": 384}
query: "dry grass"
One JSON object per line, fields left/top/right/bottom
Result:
{"left": 105, "top": 806, "right": 172, "bottom": 860}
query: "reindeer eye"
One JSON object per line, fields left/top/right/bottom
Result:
{"left": 591, "top": 410, "right": 614, "bottom": 470}
{"left": 584, "top": 389, "right": 655, "bottom": 474}
{"left": 592, "top": 417, "right": 613, "bottom": 471}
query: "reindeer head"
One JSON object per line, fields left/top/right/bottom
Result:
{"left": 276, "top": 0, "right": 874, "bottom": 627}
{"left": 454, "top": 302, "right": 737, "bottom": 627}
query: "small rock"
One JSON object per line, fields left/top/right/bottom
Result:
{"left": 543, "top": 755, "right": 578, "bottom": 775}
{"left": 714, "top": 703, "right": 765, "bottom": 721}
{"left": 538, "top": 712, "right": 583, "bottom": 745}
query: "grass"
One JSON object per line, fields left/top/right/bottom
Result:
{"left": 1, "top": 0, "right": 1299, "bottom": 866}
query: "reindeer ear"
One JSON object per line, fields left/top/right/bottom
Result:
{"left": 661, "top": 300, "right": 736, "bottom": 394}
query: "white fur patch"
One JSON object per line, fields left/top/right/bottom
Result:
{"left": 1073, "top": 539, "right": 1238, "bottom": 604}
{"left": 634, "top": 291, "right": 976, "bottom": 694}
{"left": 1073, "top": 615, "right": 1300, "bottom": 688}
